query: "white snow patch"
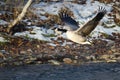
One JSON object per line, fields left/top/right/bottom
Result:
{"left": 0, "top": 37, "right": 7, "bottom": 42}
{"left": 33, "top": 2, "right": 63, "bottom": 16}
{"left": 14, "top": 26, "right": 55, "bottom": 42}
{"left": 0, "top": 20, "right": 8, "bottom": 25}
{"left": 91, "top": 25, "right": 120, "bottom": 37}
{"left": 47, "top": 43, "right": 57, "bottom": 46}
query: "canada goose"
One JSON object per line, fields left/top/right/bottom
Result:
{"left": 57, "top": 7, "right": 107, "bottom": 44}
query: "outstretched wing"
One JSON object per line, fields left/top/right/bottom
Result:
{"left": 59, "top": 11, "right": 79, "bottom": 30}
{"left": 76, "top": 6, "right": 107, "bottom": 36}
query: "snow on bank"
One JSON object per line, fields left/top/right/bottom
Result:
{"left": 14, "top": 26, "right": 55, "bottom": 41}
{"left": 0, "top": 20, "right": 8, "bottom": 42}
{"left": 0, "top": 20, "right": 8, "bottom": 25}
{"left": 0, "top": 37, "right": 7, "bottom": 42}
{"left": 1, "top": 0, "right": 120, "bottom": 43}
{"left": 30, "top": 0, "right": 117, "bottom": 41}
{"left": 91, "top": 25, "right": 120, "bottom": 37}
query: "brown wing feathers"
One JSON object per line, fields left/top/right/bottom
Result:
{"left": 77, "top": 7, "right": 107, "bottom": 36}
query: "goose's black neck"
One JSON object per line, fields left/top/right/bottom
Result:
{"left": 57, "top": 28, "right": 67, "bottom": 33}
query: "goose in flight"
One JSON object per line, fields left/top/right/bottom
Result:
{"left": 57, "top": 7, "right": 107, "bottom": 44}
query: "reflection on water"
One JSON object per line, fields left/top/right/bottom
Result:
{"left": 0, "top": 63, "right": 120, "bottom": 80}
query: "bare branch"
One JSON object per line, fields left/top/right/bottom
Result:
{"left": 7, "top": 0, "right": 33, "bottom": 33}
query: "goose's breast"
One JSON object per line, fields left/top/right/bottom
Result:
{"left": 66, "top": 31, "right": 86, "bottom": 43}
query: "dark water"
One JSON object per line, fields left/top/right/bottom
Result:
{"left": 0, "top": 63, "right": 120, "bottom": 80}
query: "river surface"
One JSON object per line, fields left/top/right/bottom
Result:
{"left": 0, "top": 63, "right": 120, "bottom": 80}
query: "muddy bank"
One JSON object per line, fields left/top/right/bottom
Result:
{"left": 0, "top": 0, "right": 120, "bottom": 67}
{"left": 0, "top": 33, "right": 120, "bottom": 66}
